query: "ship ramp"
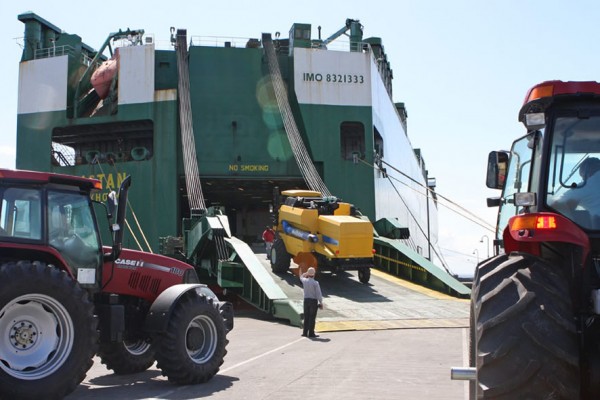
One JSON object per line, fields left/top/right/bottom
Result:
{"left": 210, "top": 233, "right": 469, "bottom": 329}
{"left": 374, "top": 236, "right": 471, "bottom": 298}
{"left": 221, "top": 236, "right": 303, "bottom": 327}
{"left": 233, "top": 246, "right": 469, "bottom": 332}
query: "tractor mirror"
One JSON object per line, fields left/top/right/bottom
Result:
{"left": 104, "top": 176, "right": 131, "bottom": 262}
{"left": 106, "top": 191, "right": 117, "bottom": 220}
{"left": 486, "top": 151, "right": 509, "bottom": 190}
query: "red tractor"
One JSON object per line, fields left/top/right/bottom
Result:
{"left": 0, "top": 169, "right": 233, "bottom": 400}
{"left": 465, "top": 81, "right": 600, "bottom": 399}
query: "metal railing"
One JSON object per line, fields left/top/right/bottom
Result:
{"left": 189, "top": 35, "right": 259, "bottom": 48}
{"left": 33, "top": 45, "right": 76, "bottom": 59}
{"left": 31, "top": 44, "right": 99, "bottom": 68}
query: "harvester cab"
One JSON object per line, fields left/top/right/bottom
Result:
{"left": 453, "top": 81, "right": 600, "bottom": 399}
{"left": 270, "top": 189, "right": 374, "bottom": 283}
{"left": 0, "top": 169, "right": 232, "bottom": 399}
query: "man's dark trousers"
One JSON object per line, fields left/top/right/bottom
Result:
{"left": 303, "top": 298, "right": 318, "bottom": 336}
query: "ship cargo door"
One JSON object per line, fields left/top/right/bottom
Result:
{"left": 178, "top": 177, "right": 304, "bottom": 244}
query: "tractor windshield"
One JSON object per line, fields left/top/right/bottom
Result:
{"left": 547, "top": 116, "right": 600, "bottom": 229}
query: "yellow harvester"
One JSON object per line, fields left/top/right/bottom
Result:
{"left": 270, "top": 190, "right": 374, "bottom": 283}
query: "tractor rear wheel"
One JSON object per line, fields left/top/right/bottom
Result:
{"left": 155, "top": 293, "right": 228, "bottom": 384}
{"left": 0, "top": 261, "right": 97, "bottom": 400}
{"left": 270, "top": 238, "right": 291, "bottom": 273}
{"left": 98, "top": 339, "right": 155, "bottom": 374}
{"left": 471, "top": 253, "right": 579, "bottom": 399}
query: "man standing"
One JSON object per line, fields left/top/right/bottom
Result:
{"left": 262, "top": 226, "right": 275, "bottom": 259}
{"left": 300, "top": 267, "right": 323, "bottom": 338}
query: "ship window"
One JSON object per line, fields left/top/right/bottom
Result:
{"left": 340, "top": 122, "right": 365, "bottom": 161}
{"left": 295, "top": 28, "right": 310, "bottom": 40}
{"left": 374, "top": 128, "right": 384, "bottom": 158}
{"left": 51, "top": 120, "right": 154, "bottom": 166}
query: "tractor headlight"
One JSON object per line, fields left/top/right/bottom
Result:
{"left": 524, "top": 113, "right": 545, "bottom": 130}
{"left": 183, "top": 268, "right": 200, "bottom": 283}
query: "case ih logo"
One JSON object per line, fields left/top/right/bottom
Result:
{"left": 115, "top": 258, "right": 185, "bottom": 277}
{"left": 115, "top": 258, "right": 144, "bottom": 268}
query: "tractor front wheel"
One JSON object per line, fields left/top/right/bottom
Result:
{"left": 0, "top": 261, "right": 97, "bottom": 400}
{"left": 470, "top": 253, "right": 579, "bottom": 399}
{"left": 154, "top": 293, "right": 228, "bottom": 384}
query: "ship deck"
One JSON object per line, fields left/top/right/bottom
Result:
{"left": 253, "top": 249, "right": 470, "bottom": 331}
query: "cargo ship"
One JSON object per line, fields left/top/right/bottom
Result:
{"left": 15, "top": 13, "right": 468, "bottom": 314}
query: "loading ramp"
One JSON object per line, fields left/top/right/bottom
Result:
{"left": 223, "top": 237, "right": 303, "bottom": 327}
{"left": 219, "top": 236, "right": 469, "bottom": 328}
{"left": 226, "top": 243, "right": 469, "bottom": 331}
{"left": 373, "top": 236, "right": 471, "bottom": 298}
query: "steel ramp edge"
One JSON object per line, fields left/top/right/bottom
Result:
{"left": 374, "top": 237, "right": 471, "bottom": 298}
{"left": 225, "top": 236, "right": 303, "bottom": 327}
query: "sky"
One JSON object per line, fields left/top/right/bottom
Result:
{"left": 2, "top": 0, "right": 599, "bottom": 278}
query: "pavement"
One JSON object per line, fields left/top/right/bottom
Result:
{"left": 67, "top": 266, "right": 471, "bottom": 400}
{"left": 68, "top": 314, "right": 470, "bottom": 400}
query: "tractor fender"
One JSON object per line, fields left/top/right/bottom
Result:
{"left": 143, "top": 283, "right": 211, "bottom": 333}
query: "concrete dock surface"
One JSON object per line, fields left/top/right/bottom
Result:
{"left": 67, "top": 267, "right": 471, "bottom": 399}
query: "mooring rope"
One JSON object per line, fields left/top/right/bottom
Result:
{"left": 176, "top": 29, "right": 206, "bottom": 212}
{"left": 263, "top": 34, "right": 331, "bottom": 197}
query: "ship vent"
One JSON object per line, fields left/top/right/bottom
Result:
{"left": 128, "top": 271, "right": 161, "bottom": 295}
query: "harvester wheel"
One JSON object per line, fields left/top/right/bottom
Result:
{"left": 98, "top": 339, "right": 155, "bottom": 374}
{"left": 358, "top": 267, "right": 371, "bottom": 284}
{"left": 155, "top": 293, "right": 228, "bottom": 384}
{"left": 270, "top": 239, "right": 291, "bottom": 273}
{"left": 470, "top": 253, "right": 579, "bottom": 399}
{"left": 0, "top": 261, "right": 98, "bottom": 400}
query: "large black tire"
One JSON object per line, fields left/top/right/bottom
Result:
{"left": 270, "top": 238, "right": 291, "bottom": 273}
{"left": 98, "top": 339, "right": 155, "bottom": 374}
{"left": 468, "top": 253, "right": 510, "bottom": 398}
{"left": 471, "top": 253, "right": 579, "bottom": 399}
{"left": 0, "top": 261, "right": 98, "bottom": 400}
{"left": 154, "top": 293, "right": 228, "bottom": 384}
{"left": 358, "top": 267, "right": 371, "bottom": 284}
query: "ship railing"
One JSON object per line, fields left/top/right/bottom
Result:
{"left": 189, "top": 35, "right": 262, "bottom": 49}
{"left": 31, "top": 45, "right": 100, "bottom": 68}
{"left": 33, "top": 45, "right": 76, "bottom": 59}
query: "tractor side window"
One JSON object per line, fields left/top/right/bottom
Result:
{"left": 496, "top": 134, "right": 534, "bottom": 240}
{"left": 0, "top": 188, "right": 42, "bottom": 240}
{"left": 48, "top": 191, "right": 101, "bottom": 268}
{"left": 547, "top": 116, "right": 600, "bottom": 229}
